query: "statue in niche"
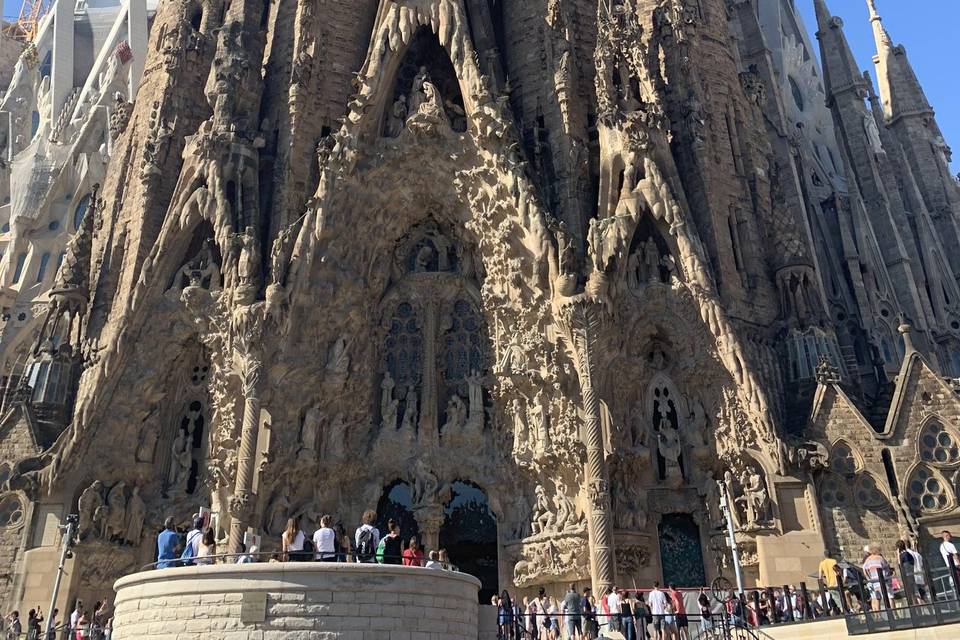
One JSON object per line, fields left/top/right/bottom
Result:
{"left": 381, "top": 372, "right": 399, "bottom": 430}
{"left": 326, "top": 413, "right": 348, "bottom": 460}
{"left": 466, "top": 370, "right": 484, "bottom": 425}
{"left": 169, "top": 429, "right": 192, "bottom": 492}
{"left": 652, "top": 383, "right": 683, "bottom": 482}
{"left": 326, "top": 335, "right": 350, "bottom": 384}
{"left": 106, "top": 482, "right": 127, "bottom": 542}
{"left": 401, "top": 386, "right": 419, "bottom": 431}
{"left": 657, "top": 428, "right": 683, "bottom": 484}
{"left": 228, "top": 226, "right": 260, "bottom": 288}
{"left": 417, "top": 81, "right": 446, "bottom": 121}
{"left": 409, "top": 66, "right": 430, "bottom": 114}
{"left": 555, "top": 221, "right": 577, "bottom": 276}
{"left": 386, "top": 95, "right": 407, "bottom": 137}
{"left": 175, "top": 239, "right": 220, "bottom": 291}
{"left": 124, "top": 486, "right": 146, "bottom": 545}
{"left": 530, "top": 484, "right": 555, "bottom": 536}
{"left": 685, "top": 394, "right": 710, "bottom": 449}
{"left": 511, "top": 398, "right": 529, "bottom": 456}
{"left": 269, "top": 225, "right": 294, "bottom": 287}
{"left": 627, "top": 251, "right": 642, "bottom": 291}
{"left": 265, "top": 489, "right": 292, "bottom": 535}
{"left": 661, "top": 253, "right": 677, "bottom": 283}
{"left": 643, "top": 237, "right": 661, "bottom": 284}
{"left": 497, "top": 332, "right": 527, "bottom": 376}
{"left": 553, "top": 482, "right": 581, "bottom": 532}
{"left": 530, "top": 390, "right": 552, "bottom": 454}
{"left": 441, "top": 394, "right": 467, "bottom": 434}
{"left": 737, "top": 466, "right": 771, "bottom": 528}
{"left": 78, "top": 481, "right": 104, "bottom": 540}
{"left": 414, "top": 244, "right": 435, "bottom": 272}
{"left": 300, "top": 407, "right": 322, "bottom": 455}
{"left": 863, "top": 114, "right": 884, "bottom": 155}
{"left": 410, "top": 460, "right": 442, "bottom": 509}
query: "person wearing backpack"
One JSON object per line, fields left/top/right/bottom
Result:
{"left": 380, "top": 519, "right": 403, "bottom": 565}
{"left": 354, "top": 510, "right": 380, "bottom": 563}
{"left": 180, "top": 516, "right": 204, "bottom": 566}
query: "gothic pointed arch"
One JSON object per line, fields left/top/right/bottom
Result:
{"left": 916, "top": 416, "right": 960, "bottom": 467}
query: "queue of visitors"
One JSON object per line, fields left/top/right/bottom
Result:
{"left": 1, "top": 599, "right": 111, "bottom": 640}
{"left": 155, "top": 509, "right": 455, "bottom": 569}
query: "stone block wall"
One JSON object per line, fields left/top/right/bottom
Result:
{"left": 112, "top": 562, "right": 481, "bottom": 640}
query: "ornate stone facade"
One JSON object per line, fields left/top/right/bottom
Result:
{"left": 0, "top": 0, "right": 958, "bottom": 614}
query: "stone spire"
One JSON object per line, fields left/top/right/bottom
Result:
{"left": 813, "top": 0, "right": 867, "bottom": 102}
{"left": 866, "top": 0, "right": 932, "bottom": 120}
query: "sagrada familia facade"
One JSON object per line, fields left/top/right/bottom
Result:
{"left": 0, "top": 0, "right": 958, "bottom": 612}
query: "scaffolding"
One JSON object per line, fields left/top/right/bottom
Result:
{"left": 3, "top": 0, "right": 51, "bottom": 43}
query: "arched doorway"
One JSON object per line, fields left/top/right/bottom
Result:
{"left": 376, "top": 481, "right": 421, "bottom": 547}
{"left": 439, "top": 481, "right": 497, "bottom": 602}
{"left": 658, "top": 513, "right": 706, "bottom": 588}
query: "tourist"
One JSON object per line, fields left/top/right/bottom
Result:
{"left": 27, "top": 608, "right": 43, "bottom": 640}
{"left": 180, "top": 516, "right": 204, "bottom": 565}
{"left": 354, "top": 510, "right": 380, "bottom": 563}
{"left": 194, "top": 527, "right": 217, "bottom": 565}
{"left": 3, "top": 611, "right": 20, "bottom": 640}
{"left": 236, "top": 543, "right": 257, "bottom": 564}
{"left": 378, "top": 519, "right": 403, "bottom": 565}
{"left": 69, "top": 601, "right": 83, "bottom": 639}
{"left": 941, "top": 530, "right": 960, "bottom": 588}
{"left": 897, "top": 539, "right": 927, "bottom": 603}
{"left": 668, "top": 585, "right": 687, "bottom": 640}
{"left": 546, "top": 596, "right": 561, "bottom": 640}
{"left": 607, "top": 586, "right": 622, "bottom": 633}
{"left": 620, "top": 591, "right": 637, "bottom": 640}
{"left": 156, "top": 517, "right": 180, "bottom": 569}
{"left": 45, "top": 608, "right": 58, "bottom": 640}
{"left": 697, "top": 587, "right": 711, "bottom": 633}
{"left": 634, "top": 592, "right": 652, "bottom": 640}
{"left": 522, "top": 597, "right": 537, "bottom": 640}
{"left": 647, "top": 583, "right": 669, "bottom": 640}
{"left": 862, "top": 544, "right": 893, "bottom": 611}
{"left": 281, "top": 517, "right": 306, "bottom": 562}
{"left": 498, "top": 591, "right": 513, "bottom": 640}
{"left": 402, "top": 537, "right": 424, "bottom": 566}
{"left": 74, "top": 609, "right": 88, "bottom": 640}
{"left": 661, "top": 597, "right": 679, "bottom": 640}
{"left": 92, "top": 601, "right": 108, "bottom": 640}
{"left": 337, "top": 523, "right": 351, "bottom": 562}
{"left": 425, "top": 550, "right": 443, "bottom": 569}
{"left": 818, "top": 550, "right": 842, "bottom": 614}
{"left": 313, "top": 515, "right": 337, "bottom": 562}
{"left": 438, "top": 548, "right": 451, "bottom": 570}
{"left": 561, "top": 583, "right": 582, "bottom": 640}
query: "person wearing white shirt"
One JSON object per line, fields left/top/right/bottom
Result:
{"left": 425, "top": 550, "right": 443, "bottom": 569}
{"left": 313, "top": 515, "right": 337, "bottom": 561}
{"left": 647, "top": 583, "right": 670, "bottom": 640}
{"left": 941, "top": 530, "right": 959, "bottom": 591}
{"left": 606, "top": 587, "right": 622, "bottom": 632}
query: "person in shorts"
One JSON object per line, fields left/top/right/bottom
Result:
{"left": 669, "top": 585, "right": 688, "bottom": 639}
{"left": 562, "top": 583, "right": 583, "bottom": 640}
{"left": 647, "top": 583, "right": 669, "bottom": 640}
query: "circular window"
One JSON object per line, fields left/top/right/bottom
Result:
{"left": 919, "top": 421, "right": 960, "bottom": 466}
{"left": 854, "top": 474, "right": 887, "bottom": 508}
{"left": 906, "top": 466, "right": 950, "bottom": 512}
{"left": 820, "top": 473, "right": 851, "bottom": 508}
{"left": 0, "top": 494, "right": 24, "bottom": 528}
{"left": 48, "top": 220, "right": 60, "bottom": 231}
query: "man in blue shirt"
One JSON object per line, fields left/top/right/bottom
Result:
{"left": 156, "top": 517, "right": 180, "bottom": 568}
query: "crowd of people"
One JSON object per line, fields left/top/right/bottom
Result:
{"left": 1, "top": 600, "right": 109, "bottom": 640}
{"left": 156, "top": 509, "right": 456, "bottom": 569}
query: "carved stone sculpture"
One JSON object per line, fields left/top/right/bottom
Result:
{"left": 78, "top": 481, "right": 104, "bottom": 540}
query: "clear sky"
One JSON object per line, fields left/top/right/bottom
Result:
{"left": 798, "top": 0, "right": 959, "bottom": 173}
{"left": 2, "top": 0, "right": 956, "bottom": 171}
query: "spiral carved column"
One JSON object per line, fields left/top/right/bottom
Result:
{"left": 556, "top": 297, "right": 616, "bottom": 595}
{"left": 227, "top": 349, "right": 263, "bottom": 554}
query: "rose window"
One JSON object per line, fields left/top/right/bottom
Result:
{"left": 830, "top": 442, "right": 857, "bottom": 477}
{"left": 906, "top": 466, "right": 950, "bottom": 512}
{"left": 819, "top": 473, "right": 851, "bottom": 508}
{"left": 919, "top": 421, "right": 960, "bottom": 466}
{"left": 0, "top": 494, "right": 24, "bottom": 528}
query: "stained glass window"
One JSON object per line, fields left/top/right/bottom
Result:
{"left": 853, "top": 473, "right": 888, "bottom": 509}
{"left": 385, "top": 302, "right": 423, "bottom": 388}
{"left": 830, "top": 442, "right": 858, "bottom": 477}
{"left": 919, "top": 421, "right": 960, "bottom": 466}
{"left": 820, "top": 472, "right": 852, "bottom": 508}
{"left": 442, "top": 299, "right": 482, "bottom": 390}
{"left": 906, "top": 466, "right": 950, "bottom": 512}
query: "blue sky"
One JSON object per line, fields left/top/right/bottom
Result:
{"left": 3, "top": 0, "right": 956, "bottom": 171}
{"left": 798, "top": 0, "right": 959, "bottom": 173}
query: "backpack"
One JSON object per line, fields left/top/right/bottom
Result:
{"left": 356, "top": 527, "right": 375, "bottom": 562}
{"left": 180, "top": 530, "right": 202, "bottom": 566}
{"left": 375, "top": 537, "right": 387, "bottom": 564}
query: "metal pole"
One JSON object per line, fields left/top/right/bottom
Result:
{"left": 47, "top": 515, "right": 77, "bottom": 638}
{"left": 719, "top": 480, "right": 744, "bottom": 595}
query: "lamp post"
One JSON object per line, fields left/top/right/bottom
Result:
{"left": 47, "top": 514, "right": 78, "bottom": 637}
{"left": 718, "top": 479, "right": 745, "bottom": 595}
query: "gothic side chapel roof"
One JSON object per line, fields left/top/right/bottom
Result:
{"left": 49, "top": 185, "right": 98, "bottom": 304}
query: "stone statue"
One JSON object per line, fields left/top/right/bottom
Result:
{"left": 409, "top": 66, "right": 430, "bottom": 114}
{"left": 106, "top": 482, "right": 127, "bottom": 541}
{"left": 497, "top": 332, "right": 527, "bottom": 376}
{"left": 863, "top": 114, "right": 884, "bottom": 155}
{"left": 269, "top": 225, "right": 293, "bottom": 286}
{"left": 136, "top": 427, "right": 158, "bottom": 463}
{"left": 301, "top": 407, "right": 322, "bottom": 454}
{"left": 236, "top": 226, "right": 260, "bottom": 287}
{"left": 530, "top": 484, "right": 555, "bottom": 536}
{"left": 124, "top": 486, "right": 146, "bottom": 544}
{"left": 627, "top": 250, "right": 642, "bottom": 291}
{"left": 466, "top": 370, "right": 483, "bottom": 425}
{"left": 169, "top": 430, "right": 192, "bottom": 491}
{"left": 410, "top": 460, "right": 440, "bottom": 509}
{"left": 401, "top": 386, "right": 419, "bottom": 431}
{"left": 441, "top": 394, "right": 467, "bottom": 435}
{"left": 643, "top": 237, "right": 660, "bottom": 283}
{"left": 511, "top": 398, "right": 529, "bottom": 455}
{"left": 325, "top": 335, "right": 350, "bottom": 381}
{"left": 78, "top": 481, "right": 104, "bottom": 540}
{"left": 657, "top": 429, "right": 683, "bottom": 483}
{"left": 326, "top": 413, "right": 348, "bottom": 460}
{"left": 381, "top": 372, "right": 399, "bottom": 429}
{"left": 387, "top": 95, "right": 407, "bottom": 137}
{"left": 530, "top": 390, "right": 552, "bottom": 453}
{"left": 738, "top": 466, "right": 770, "bottom": 527}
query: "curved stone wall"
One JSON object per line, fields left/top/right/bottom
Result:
{"left": 112, "top": 562, "right": 481, "bottom": 639}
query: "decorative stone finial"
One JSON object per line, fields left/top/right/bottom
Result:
{"left": 815, "top": 355, "right": 841, "bottom": 385}
{"left": 897, "top": 315, "right": 916, "bottom": 355}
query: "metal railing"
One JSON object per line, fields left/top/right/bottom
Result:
{"left": 141, "top": 550, "right": 459, "bottom": 572}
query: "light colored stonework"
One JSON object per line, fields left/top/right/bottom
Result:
{"left": 0, "top": 0, "right": 957, "bottom": 619}
{"left": 112, "top": 563, "right": 480, "bottom": 640}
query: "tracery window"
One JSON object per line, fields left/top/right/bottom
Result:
{"left": 830, "top": 442, "right": 858, "bottom": 477}
{"left": 819, "top": 472, "right": 852, "bottom": 508}
{"left": 919, "top": 420, "right": 960, "bottom": 466}
{"left": 386, "top": 302, "right": 423, "bottom": 389}
{"left": 0, "top": 494, "right": 24, "bottom": 528}
{"left": 443, "top": 299, "right": 483, "bottom": 390}
{"left": 853, "top": 474, "right": 888, "bottom": 509}
{"left": 906, "top": 465, "right": 950, "bottom": 512}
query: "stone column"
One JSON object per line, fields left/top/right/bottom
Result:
{"left": 555, "top": 297, "right": 615, "bottom": 594}
{"left": 227, "top": 346, "right": 263, "bottom": 554}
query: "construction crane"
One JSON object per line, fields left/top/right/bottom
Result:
{"left": 3, "top": 0, "right": 52, "bottom": 43}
